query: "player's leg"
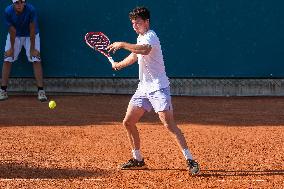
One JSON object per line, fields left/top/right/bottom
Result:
{"left": 120, "top": 104, "right": 146, "bottom": 169}
{"left": 0, "top": 34, "right": 21, "bottom": 101}
{"left": 24, "top": 34, "right": 47, "bottom": 102}
{"left": 158, "top": 110, "right": 200, "bottom": 175}
{"left": 1, "top": 62, "right": 12, "bottom": 89}
{"left": 158, "top": 109, "right": 189, "bottom": 150}
{"left": 32, "top": 61, "right": 44, "bottom": 89}
{"left": 124, "top": 104, "right": 145, "bottom": 152}
{"left": 150, "top": 87, "right": 200, "bottom": 175}
{"left": 120, "top": 90, "right": 152, "bottom": 169}
{"left": 123, "top": 105, "right": 145, "bottom": 149}
{"left": 0, "top": 61, "right": 11, "bottom": 100}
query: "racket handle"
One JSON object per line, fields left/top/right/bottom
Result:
{"left": 108, "top": 57, "right": 116, "bottom": 67}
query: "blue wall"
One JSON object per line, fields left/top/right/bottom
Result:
{"left": 1, "top": 0, "right": 284, "bottom": 78}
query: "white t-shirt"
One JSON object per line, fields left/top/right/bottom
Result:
{"left": 136, "top": 30, "right": 170, "bottom": 93}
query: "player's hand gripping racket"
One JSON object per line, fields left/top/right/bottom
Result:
{"left": 85, "top": 32, "right": 116, "bottom": 67}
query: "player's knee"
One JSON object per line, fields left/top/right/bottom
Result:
{"left": 122, "top": 119, "right": 132, "bottom": 128}
{"left": 3, "top": 61, "right": 11, "bottom": 65}
{"left": 164, "top": 123, "right": 179, "bottom": 133}
{"left": 163, "top": 123, "right": 172, "bottom": 131}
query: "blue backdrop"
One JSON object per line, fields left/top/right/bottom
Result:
{"left": 0, "top": 0, "right": 283, "bottom": 78}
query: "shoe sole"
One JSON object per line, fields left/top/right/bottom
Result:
{"left": 39, "top": 98, "right": 48, "bottom": 102}
{"left": 188, "top": 167, "right": 200, "bottom": 176}
{"left": 119, "top": 165, "right": 148, "bottom": 170}
{"left": 191, "top": 170, "right": 200, "bottom": 176}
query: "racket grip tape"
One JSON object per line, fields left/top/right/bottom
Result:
{"left": 108, "top": 57, "right": 116, "bottom": 67}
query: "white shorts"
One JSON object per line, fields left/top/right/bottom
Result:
{"left": 130, "top": 87, "right": 173, "bottom": 113}
{"left": 4, "top": 33, "right": 41, "bottom": 62}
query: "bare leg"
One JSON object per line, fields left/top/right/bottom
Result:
{"left": 32, "top": 61, "right": 44, "bottom": 87}
{"left": 1, "top": 61, "right": 12, "bottom": 86}
{"left": 123, "top": 104, "right": 145, "bottom": 150}
{"left": 158, "top": 110, "right": 200, "bottom": 174}
{"left": 158, "top": 109, "right": 188, "bottom": 150}
{"left": 120, "top": 104, "right": 147, "bottom": 169}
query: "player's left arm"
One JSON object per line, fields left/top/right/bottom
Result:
{"left": 112, "top": 53, "right": 137, "bottom": 70}
{"left": 29, "top": 22, "right": 40, "bottom": 58}
{"left": 29, "top": 7, "right": 40, "bottom": 59}
{"left": 107, "top": 42, "right": 151, "bottom": 55}
{"left": 29, "top": 22, "right": 36, "bottom": 50}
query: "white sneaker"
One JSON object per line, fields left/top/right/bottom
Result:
{"left": 0, "top": 89, "right": 8, "bottom": 101}
{"left": 38, "top": 90, "right": 47, "bottom": 102}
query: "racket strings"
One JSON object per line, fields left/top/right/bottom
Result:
{"left": 87, "top": 35, "right": 110, "bottom": 50}
{"left": 85, "top": 32, "right": 112, "bottom": 57}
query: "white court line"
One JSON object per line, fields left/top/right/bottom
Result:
{"left": 217, "top": 179, "right": 266, "bottom": 182}
{"left": 0, "top": 178, "right": 103, "bottom": 181}
{"left": 83, "top": 179, "right": 103, "bottom": 181}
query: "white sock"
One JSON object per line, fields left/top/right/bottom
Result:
{"left": 182, "top": 148, "right": 193, "bottom": 160}
{"left": 132, "top": 149, "right": 143, "bottom": 161}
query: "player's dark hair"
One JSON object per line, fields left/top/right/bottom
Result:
{"left": 129, "top": 7, "right": 150, "bottom": 21}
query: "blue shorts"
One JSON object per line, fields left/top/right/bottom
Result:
{"left": 130, "top": 87, "right": 173, "bottom": 113}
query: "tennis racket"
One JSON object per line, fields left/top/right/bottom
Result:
{"left": 84, "top": 32, "right": 116, "bottom": 67}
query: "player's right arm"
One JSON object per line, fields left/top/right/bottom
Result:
{"left": 112, "top": 53, "right": 137, "bottom": 70}
{"left": 4, "top": 9, "right": 16, "bottom": 58}
{"left": 4, "top": 26, "right": 16, "bottom": 58}
{"left": 108, "top": 42, "right": 151, "bottom": 55}
{"left": 29, "top": 6, "right": 40, "bottom": 59}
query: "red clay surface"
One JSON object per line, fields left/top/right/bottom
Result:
{"left": 0, "top": 95, "right": 283, "bottom": 188}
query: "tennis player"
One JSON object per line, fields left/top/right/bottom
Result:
{"left": 107, "top": 6, "right": 200, "bottom": 175}
{"left": 0, "top": 0, "right": 47, "bottom": 102}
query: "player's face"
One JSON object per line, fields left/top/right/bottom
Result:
{"left": 13, "top": 0, "right": 25, "bottom": 13}
{"left": 131, "top": 17, "right": 149, "bottom": 35}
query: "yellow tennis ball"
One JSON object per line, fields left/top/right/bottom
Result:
{"left": 49, "top": 100, "right": 56, "bottom": 109}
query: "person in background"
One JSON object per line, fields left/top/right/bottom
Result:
{"left": 0, "top": 0, "right": 47, "bottom": 102}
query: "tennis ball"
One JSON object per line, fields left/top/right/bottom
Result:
{"left": 49, "top": 100, "right": 56, "bottom": 109}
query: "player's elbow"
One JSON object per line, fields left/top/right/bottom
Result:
{"left": 141, "top": 50, "right": 150, "bottom": 55}
{"left": 140, "top": 46, "right": 152, "bottom": 55}
{"left": 9, "top": 26, "right": 16, "bottom": 34}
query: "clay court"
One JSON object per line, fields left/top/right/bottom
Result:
{"left": 0, "top": 95, "right": 283, "bottom": 188}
